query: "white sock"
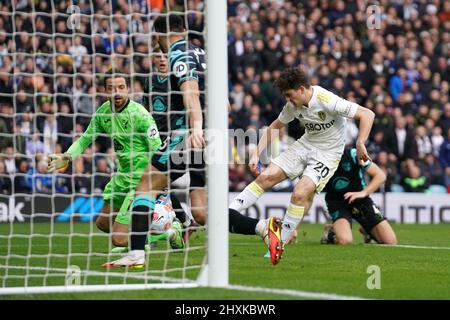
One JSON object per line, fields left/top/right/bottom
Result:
{"left": 255, "top": 219, "right": 267, "bottom": 237}
{"left": 281, "top": 203, "right": 304, "bottom": 243}
{"left": 230, "top": 181, "right": 265, "bottom": 212}
{"left": 129, "top": 250, "right": 145, "bottom": 260}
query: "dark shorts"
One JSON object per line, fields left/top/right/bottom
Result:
{"left": 151, "top": 136, "right": 205, "bottom": 189}
{"left": 325, "top": 197, "right": 386, "bottom": 233}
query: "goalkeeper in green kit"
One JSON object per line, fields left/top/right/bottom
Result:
{"left": 48, "top": 69, "right": 162, "bottom": 249}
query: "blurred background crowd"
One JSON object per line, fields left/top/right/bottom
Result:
{"left": 0, "top": 0, "right": 450, "bottom": 196}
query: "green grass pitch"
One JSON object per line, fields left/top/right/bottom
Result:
{"left": 1, "top": 222, "right": 449, "bottom": 299}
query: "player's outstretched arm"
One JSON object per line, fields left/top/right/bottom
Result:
{"left": 249, "top": 118, "right": 284, "bottom": 176}
{"left": 48, "top": 113, "right": 103, "bottom": 173}
{"left": 353, "top": 106, "right": 375, "bottom": 165}
{"left": 344, "top": 162, "right": 386, "bottom": 204}
{"left": 181, "top": 79, "right": 204, "bottom": 149}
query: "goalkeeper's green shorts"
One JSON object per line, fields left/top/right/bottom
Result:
{"left": 103, "top": 176, "right": 137, "bottom": 225}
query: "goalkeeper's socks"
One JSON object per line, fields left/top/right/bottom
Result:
{"left": 229, "top": 208, "right": 259, "bottom": 235}
{"left": 130, "top": 194, "right": 156, "bottom": 251}
{"left": 281, "top": 204, "right": 304, "bottom": 243}
{"left": 229, "top": 181, "right": 265, "bottom": 212}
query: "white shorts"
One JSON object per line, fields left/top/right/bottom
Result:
{"left": 271, "top": 139, "right": 342, "bottom": 193}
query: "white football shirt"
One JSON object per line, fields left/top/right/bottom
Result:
{"left": 278, "top": 85, "right": 359, "bottom": 151}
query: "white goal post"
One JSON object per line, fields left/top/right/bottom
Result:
{"left": 205, "top": 0, "right": 229, "bottom": 288}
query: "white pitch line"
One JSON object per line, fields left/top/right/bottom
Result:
{"left": 227, "top": 285, "right": 369, "bottom": 300}
{"left": 375, "top": 244, "right": 450, "bottom": 250}
{"left": 0, "top": 265, "right": 197, "bottom": 284}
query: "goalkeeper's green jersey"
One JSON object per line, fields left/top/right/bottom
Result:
{"left": 67, "top": 99, "right": 161, "bottom": 178}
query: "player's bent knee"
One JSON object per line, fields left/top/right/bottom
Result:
{"left": 335, "top": 235, "right": 353, "bottom": 245}
{"left": 256, "top": 167, "right": 285, "bottom": 190}
{"left": 381, "top": 233, "right": 397, "bottom": 245}
{"left": 191, "top": 207, "right": 206, "bottom": 225}
{"left": 290, "top": 191, "right": 311, "bottom": 206}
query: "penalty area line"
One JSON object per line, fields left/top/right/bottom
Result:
{"left": 375, "top": 244, "right": 450, "bottom": 250}
{"left": 227, "top": 284, "right": 369, "bottom": 300}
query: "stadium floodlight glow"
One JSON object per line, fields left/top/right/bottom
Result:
{"left": 0, "top": 0, "right": 228, "bottom": 294}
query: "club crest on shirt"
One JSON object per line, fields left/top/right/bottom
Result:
{"left": 147, "top": 126, "right": 158, "bottom": 138}
{"left": 318, "top": 111, "right": 326, "bottom": 121}
{"left": 342, "top": 162, "right": 352, "bottom": 172}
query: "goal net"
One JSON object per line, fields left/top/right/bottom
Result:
{"left": 0, "top": 0, "right": 228, "bottom": 294}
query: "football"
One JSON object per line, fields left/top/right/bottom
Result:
{"left": 150, "top": 197, "right": 175, "bottom": 234}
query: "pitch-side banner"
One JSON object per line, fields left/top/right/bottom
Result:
{"left": 230, "top": 192, "right": 450, "bottom": 224}
{"left": 1, "top": 193, "right": 449, "bottom": 224}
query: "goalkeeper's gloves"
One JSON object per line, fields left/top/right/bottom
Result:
{"left": 48, "top": 153, "right": 71, "bottom": 173}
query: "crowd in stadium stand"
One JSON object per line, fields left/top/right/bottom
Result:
{"left": 0, "top": 0, "right": 450, "bottom": 196}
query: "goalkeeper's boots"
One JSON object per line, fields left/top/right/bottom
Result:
{"left": 169, "top": 221, "right": 185, "bottom": 250}
{"left": 102, "top": 251, "right": 145, "bottom": 269}
{"left": 320, "top": 224, "right": 336, "bottom": 244}
{"left": 263, "top": 216, "right": 283, "bottom": 265}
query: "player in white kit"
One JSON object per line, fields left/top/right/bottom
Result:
{"left": 229, "top": 67, "right": 375, "bottom": 264}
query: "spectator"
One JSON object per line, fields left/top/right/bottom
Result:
{"left": 26, "top": 160, "right": 54, "bottom": 193}
{"left": 0, "top": 160, "right": 12, "bottom": 195}
{"left": 439, "top": 103, "right": 450, "bottom": 135}
{"left": 2, "top": 145, "right": 16, "bottom": 174}
{"left": 414, "top": 126, "right": 433, "bottom": 160}
{"left": 389, "top": 68, "right": 408, "bottom": 103}
{"left": 69, "top": 36, "right": 88, "bottom": 69}
{"left": 401, "top": 164, "right": 429, "bottom": 193}
{"left": 43, "top": 113, "right": 58, "bottom": 156}
{"left": 25, "top": 133, "right": 45, "bottom": 160}
{"left": 230, "top": 83, "right": 245, "bottom": 111}
{"left": 376, "top": 151, "right": 398, "bottom": 192}
{"left": 419, "top": 153, "right": 444, "bottom": 186}
{"left": 439, "top": 128, "right": 450, "bottom": 188}
{"left": 0, "top": 104, "right": 13, "bottom": 149}
{"left": 0, "top": 1, "right": 448, "bottom": 195}
{"left": 14, "top": 158, "right": 31, "bottom": 193}
{"left": 431, "top": 127, "right": 444, "bottom": 157}
{"left": 385, "top": 117, "right": 416, "bottom": 162}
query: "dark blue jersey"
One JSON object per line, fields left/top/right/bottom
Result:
{"left": 143, "top": 74, "right": 169, "bottom": 139}
{"left": 323, "top": 148, "right": 372, "bottom": 201}
{"left": 168, "top": 39, "right": 206, "bottom": 131}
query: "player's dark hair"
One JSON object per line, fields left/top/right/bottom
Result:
{"left": 153, "top": 14, "right": 185, "bottom": 33}
{"left": 103, "top": 68, "right": 129, "bottom": 87}
{"left": 274, "top": 67, "right": 310, "bottom": 92}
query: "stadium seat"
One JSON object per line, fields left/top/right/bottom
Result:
{"left": 390, "top": 184, "right": 405, "bottom": 192}
{"left": 427, "top": 185, "right": 448, "bottom": 194}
